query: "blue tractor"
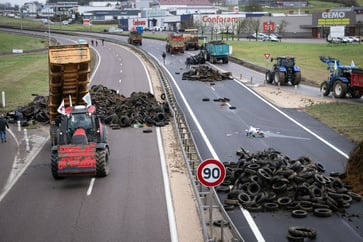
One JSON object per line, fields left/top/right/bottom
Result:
{"left": 265, "top": 56, "right": 301, "bottom": 85}
{"left": 320, "top": 56, "right": 363, "bottom": 98}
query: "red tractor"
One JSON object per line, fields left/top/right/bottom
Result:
{"left": 51, "top": 105, "right": 110, "bottom": 179}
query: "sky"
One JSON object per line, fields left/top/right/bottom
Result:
{"left": 0, "top": 0, "right": 46, "bottom": 6}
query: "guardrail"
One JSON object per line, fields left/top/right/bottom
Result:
{"left": 132, "top": 46, "right": 244, "bottom": 242}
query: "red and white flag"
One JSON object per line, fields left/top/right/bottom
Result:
{"left": 57, "top": 99, "right": 66, "bottom": 114}
{"left": 82, "top": 92, "right": 92, "bottom": 107}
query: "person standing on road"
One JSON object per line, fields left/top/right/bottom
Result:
{"left": 162, "top": 51, "right": 166, "bottom": 64}
{"left": 0, "top": 114, "right": 9, "bottom": 143}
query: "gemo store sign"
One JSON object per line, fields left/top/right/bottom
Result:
{"left": 201, "top": 15, "right": 238, "bottom": 24}
{"left": 321, "top": 11, "right": 345, "bottom": 18}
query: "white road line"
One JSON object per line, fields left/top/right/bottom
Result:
{"left": 233, "top": 80, "right": 349, "bottom": 159}
{"left": 134, "top": 51, "right": 177, "bottom": 240}
{"left": 0, "top": 134, "right": 49, "bottom": 203}
{"left": 87, "top": 178, "right": 95, "bottom": 196}
{"left": 156, "top": 128, "right": 179, "bottom": 242}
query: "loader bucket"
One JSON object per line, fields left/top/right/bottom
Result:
{"left": 57, "top": 143, "right": 96, "bottom": 176}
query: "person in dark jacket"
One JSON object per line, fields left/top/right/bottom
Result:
{"left": 0, "top": 114, "right": 9, "bottom": 142}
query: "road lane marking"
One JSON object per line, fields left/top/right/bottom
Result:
{"left": 156, "top": 128, "right": 179, "bottom": 242}
{"left": 87, "top": 178, "right": 95, "bottom": 196}
{"left": 157, "top": 58, "right": 250, "bottom": 241}
{"left": 233, "top": 80, "right": 349, "bottom": 159}
{"left": 134, "top": 51, "right": 177, "bottom": 241}
{"left": 0, "top": 134, "right": 49, "bottom": 204}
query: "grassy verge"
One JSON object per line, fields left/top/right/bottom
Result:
{"left": 228, "top": 41, "right": 363, "bottom": 87}
{"left": 304, "top": 103, "right": 363, "bottom": 144}
{"left": 0, "top": 53, "right": 48, "bottom": 111}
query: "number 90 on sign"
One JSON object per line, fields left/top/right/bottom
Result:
{"left": 197, "top": 159, "right": 226, "bottom": 187}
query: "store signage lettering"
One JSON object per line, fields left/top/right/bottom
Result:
{"left": 133, "top": 19, "right": 146, "bottom": 25}
{"left": 321, "top": 11, "right": 345, "bottom": 19}
{"left": 202, "top": 15, "right": 237, "bottom": 23}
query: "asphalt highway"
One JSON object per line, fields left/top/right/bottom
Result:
{"left": 137, "top": 39, "right": 363, "bottom": 241}
{"left": 0, "top": 33, "right": 175, "bottom": 241}
{"left": 0, "top": 29, "right": 362, "bottom": 242}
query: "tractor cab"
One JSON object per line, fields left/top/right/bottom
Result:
{"left": 57, "top": 105, "right": 105, "bottom": 145}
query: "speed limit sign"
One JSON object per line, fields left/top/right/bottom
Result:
{"left": 197, "top": 159, "right": 226, "bottom": 187}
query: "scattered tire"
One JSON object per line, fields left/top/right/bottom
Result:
{"left": 314, "top": 208, "right": 333, "bottom": 217}
{"left": 263, "top": 202, "right": 279, "bottom": 211}
{"left": 213, "top": 220, "right": 229, "bottom": 227}
{"left": 143, "top": 129, "right": 153, "bottom": 133}
{"left": 288, "top": 226, "right": 317, "bottom": 239}
{"left": 291, "top": 209, "right": 308, "bottom": 218}
{"left": 286, "top": 234, "right": 304, "bottom": 242}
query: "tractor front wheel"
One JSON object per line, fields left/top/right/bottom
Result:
{"left": 51, "top": 151, "right": 62, "bottom": 180}
{"left": 333, "top": 80, "right": 347, "bottom": 98}
{"left": 320, "top": 81, "right": 330, "bottom": 96}
{"left": 96, "top": 149, "right": 110, "bottom": 177}
{"left": 265, "top": 71, "right": 273, "bottom": 84}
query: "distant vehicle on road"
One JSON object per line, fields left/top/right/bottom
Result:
{"left": 246, "top": 33, "right": 271, "bottom": 40}
{"left": 262, "top": 35, "right": 279, "bottom": 42}
{"left": 106, "top": 27, "right": 123, "bottom": 33}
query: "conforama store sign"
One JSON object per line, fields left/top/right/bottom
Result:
{"left": 195, "top": 14, "right": 242, "bottom": 28}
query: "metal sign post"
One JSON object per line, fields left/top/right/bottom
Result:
{"left": 197, "top": 159, "right": 226, "bottom": 240}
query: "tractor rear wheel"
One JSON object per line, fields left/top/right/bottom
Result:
{"left": 320, "top": 81, "right": 330, "bottom": 96}
{"left": 274, "top": 71, "right": 285, "bottom": 85}
{"left": 292, "top": 72, "right": 301, "bottom": 85}
{"left": 96, "top": 149, "right": 109, "bottom": 177}
{"left": 265, "top": 71, "right": 273, "bottom": 84}
{"left": 333, "top": 80, "right": 347, "bottom": 98}
{"left": 51, "top": 151, "right": 62, "bottom": 180}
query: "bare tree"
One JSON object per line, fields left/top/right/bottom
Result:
{"left": 235, "top": 19, "right": 248, "bottom": 40}
{"left": 276, "top": 20, "right": 288, "bottom": 41}
{"left": 244, "top": 18, "right": 260, "bottom": 41}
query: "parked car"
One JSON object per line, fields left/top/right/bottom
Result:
{"left": 41, "top": 19, "right": 53, "bottom": 24}
{"left": 337, "top": 36, "right": 353, "bottom": 43}
{"left": 270, "top": 33, "right": 282, "bottom": 39}
{"left": 246, "top": 33, "right": 268, "bottom": 40}
{"left": 262, "top": 35, "right": 279, "bottom": 42}
{"left": 107, "top": 27, "right": 123, "bottom": 33}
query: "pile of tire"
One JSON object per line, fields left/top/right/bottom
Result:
{"left": 182, "top": 65, "right": 232, "bottom": 82}
{"left": 219, "top": 147, "right": 361, "bottom": 218}
{"left": 89, "top": 84, "right": 170, "bottom": 129}
{"left": 5, "top": 95, "right": 49, "bottom": 125}
{"left": 186, "top": 51, "right": 206, "bottom": 65}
